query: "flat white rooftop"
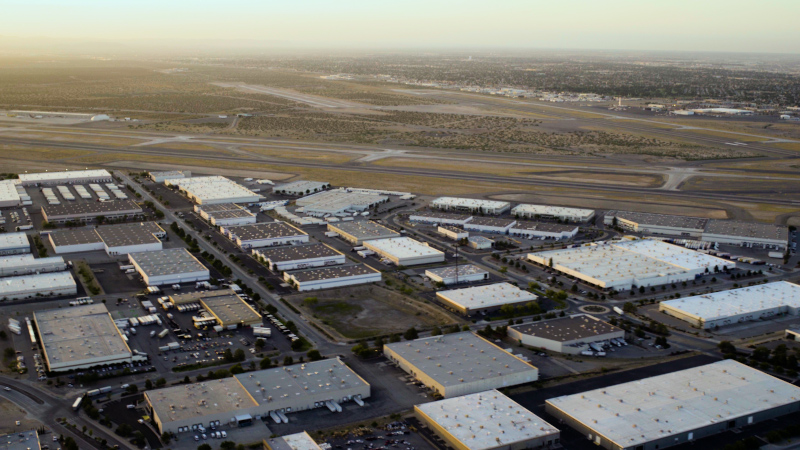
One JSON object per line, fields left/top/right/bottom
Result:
{"left": 0, "top": 271, "right": 75, "bottom": 297}
{"left": 512, "top": 204, "right": 594, "bottom": 219}
{"left": 385, "top": 332, "right": 535, "bottom": 387}
{"left": 0, "top": 232, "right": 29, "bottom": 251}
{"left": 130, "top": 248, "right": 207, "bottom": 277}
{"left": 660, "top": 281, "right": 800, "bottom": 322}
{"left": 18, "top": 169, "right": 111, "bottom": 184}
{"left": 417, "top": 390, "right": 559, "bottom": 450}
{"left": 0, "top": 180, "right": 21, "bottom": 205}
{"left": 438, "top": 282, "right": 536, "bottom": 310}
{"left": 546, "top": 360, "right": 800, "bottom": 449}
{"left": 168, "top": 176, "right": 260, "bottom": 203}
{"left": 364, "top": 237, "right": 443, "bottom": 259}
{"left": 265, "top": 432, "right": 321, "bottom": 450}
{"left": 0, "top": 254, "right": 64, "bottom": 271}
{"left": 431, "top": 197, "right": 510, "bottom": 210}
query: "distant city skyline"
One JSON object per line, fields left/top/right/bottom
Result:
{"left": 1, "top": 0, "right": 799, "bottom": 54}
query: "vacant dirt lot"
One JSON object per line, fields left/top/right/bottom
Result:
{"left": 0, "top": 397, "right": 42, "bottom": 435}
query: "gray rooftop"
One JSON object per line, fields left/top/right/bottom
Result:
{"left": 50, "top": 228, "right": 102, "bottom": 246}
{"left": 227, "top": 222, "right": 307, "bottom": 241}
{"left": 511, "top": 221, "right": 579, "bottom": 233}
{"left": 288, "top": 264, "right": 378, "bottom": 282}
{"left": 264, "top": 432, "right": 321, "bottom": 450}
{"left": 409, "top": 211, "right": 473, "bottom": 221}
{"left": 0, "top": 429, "right": 40, "bottom": 450}
{"left": 609, "top": 210, "right": 708, "bottom": 230}
{"left": 257, "top": 243, "right": 342, "bottom": 262}
{"left": 0, "top": 232, "right": 29, "bottom": 250}
{"left": 426, "top": 264, "right": 489, "bottom": 278}
{"left": 510, "top": 315, "right": 622, "bottom": 342}
{"left": 704, "top": 219, "right": 788, "bottom": 241}
{"left": 198, "top": 203, "right": 244, "bottom": 213}
{"left": 200, "top": 293, "right": 262, "bottom": 326}
{"left": 129, "top": 248, "right": 207, "bottom": 277}
{"left": 96, "top": 222, "right": 163, "bottom": 247}
{"left": 467, "top": 217, "right": 516, "bottom": 228}
{"left": 328, "top": 221, "right": 400, "bottom": 239}
{"left": 42, "top": 200, "right": 142, "bottom": 218}
{"left": 384, "top": 332, "right": 536, "bottom": 387}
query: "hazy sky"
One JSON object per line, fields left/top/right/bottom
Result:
{"left": 3, "top": 0, "right": 799, "bottom": 53}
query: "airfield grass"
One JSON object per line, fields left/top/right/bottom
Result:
{"left": 680, "top": 129, "right": 771, "bottom": 142}
{"left": 238, "top": 146, "right": 357, "bottom": 163}
{"left": 155, "top": 142, "right": 226, "bottom": 152}
{"left": 1, "top": 131, "right": 146, "bottom": 147}
{"left": 769, "top": 142, "right": 800, "bottom": 152}
{"left": 0, "top": 145, "right": 93, "bottom": 161}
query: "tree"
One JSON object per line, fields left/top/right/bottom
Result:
{"left": 198, "top": 444, "right": 212, "bottom": 450}
{"left": 221, "top": 442, "right": 237, "bottom": 450}
{"left": 404, "top": 327, "right": 419, "bottom": 340}
{"left": 230, "top": 364, "right": 244, "bottom": 375}
{"left": 430, "top": 326, "right": 442, "bottom": 336}
{"left": 259, "top": 357, "right": 273, "bottom": 370}
{"left": 283, "top": 356, "right": 294, "bottom": 366}
{"left": 351, "top": 343, "right": 370, "bottom": 358}
{"left": 255, "top": 338, "right": 265, "bottom": 350}
{"left": 752, "top": 346, "right": 771, "bottom": 362}
{"left": 307, "top": 349, "right": 322, "bottom": 361}
{"left": 223, "top": 348, "right": 234, "bottom": 362}
{"left": 234, "top": 348, "right": 246, "bottom": 362}
{"left": 125, "top": 383, "right": 138, "bottom": 394}
{"left": 622, "top": 302, "right": 636, "bottom": 313}
{"left": 63, "top": 437, "right": 79, "bottom": 450}
{"left": 291, "top": 339, "right": 304, "bottom": 351}
{"left": 718, "top": 341, "right": 736, "bottom": 355}
{"left": 115, "top": 423, "right": 133, "bottom": 437}
{"left": 145, "top": 379, "right": 153, "bottom": 390}
{"left": 155, "top": 377, "right": 166, "bottom": 387}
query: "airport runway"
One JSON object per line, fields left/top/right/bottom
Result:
{"left": 1, "top": 135, "right": 798, "bottom": 207}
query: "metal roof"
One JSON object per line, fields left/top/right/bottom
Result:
{"left": 364, "top": 237, "right": 444, "bottom": 259}
{"left": 660, "top": 281, "right": 800, "bottom": 322}
{"left": 328, "top": 221, "right": 399, "bottom": 240}
{"left": 42, "top": 200, "right": 142, "bottom": 219}
{"left": 129, "top": 248, "right": 207, "bottom": 277}
{"left": 0, "top": 232, "right": 29, "bottom": 251}
{"left": 704, "top": 219, "right": 788, "bottom": 242}
{"left": 227, "top": 222, "right": 307, "bottom": 241}
{"left": 256, "top": 243, "right": 342, "bottom": 262}
{"left": 607, "top": 210, "right": 708, "bottom": 230}
{"left": 287, "top": 264, "right": 379, "bottom": 282}
{"left": 437, "top": 282, "right": 537, "bottom": 310}
{"left": 510, "top": 315, "right": 622, "bottom": 342}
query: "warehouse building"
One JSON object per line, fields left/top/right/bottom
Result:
{"left": 702, "top": 219, "right": 789, "bottom": 250}
{"left": 509, "top": 221, "right": 579, "bottom": 240}
{"left": 408, "top": 211, "right": 473, "bottom": 226}
{"left": 146, "top": 357, "right": 370, "bottom": 434}
{"left": 0, "top": 232, "right": 30, "bottom": 255}
{"left": 296, "top": 189, "right": 388, "bottom": 216}
{"left": 264, "top": 432, "right": 321, "bottom": 450}
{"left": 195, "top": 203, "right": 257, "bottom": 227}
{"left": 327, "top": 221, "right": 400, "bottom": 245}
{"left": 528, "top": 240, "right": 733, "bottom": 291}
{"left": 223, "top": 222, "right": 309, "bottom": 249}
{"left": 48, "top": 222, "right": 165, "bottom": 255}
{"left": 436, "top": 282, "right": 537, "bottom": 315}
{"left": 41, "top": 200, "right": 143, "bottom": 224}
{"left": 0, "top": 271, "right": 76, "bottom": 301}
{"left": 546, "top": 360, "right": 800, "bottom": 450}
{"left": 129, "top": 248, "right": 209, "bottom": 286}
{"left": 253, "top": 243, "right": 345, "bottom": 272}
{"left": 468, "top": 236, "right": 494, "bottom": 250}
{"left": 430, "top": 197, "right": 510, "bottom": 215}
{"left": 149, "top": 170, "right": 191, "bottom": 183}
{"left": 0, "top": 254, "right": 67, "bottom": 277}
{"left": 508, "top": 315, "right": 624, "bottom": 354}
{"left": 511, "top": 204, "right": 595, "bottom": 222}
{"left": 437, "top": 225, "right": 468, "bottom": 241}
{"left": 18, "top": 169, "right": 113, "bottom": 186}
{"left": 0, "top": 179, "right": 23, "bottom": 208}
{"left": 171, "top": 290, "right": 261, "bottom": 328}
{"left": 604, "top": 211, "right": 708, "bottom": 237}
{"left": 284, "top": 264, "right": 382, "bottom": 291}
{"left": 659, "top": 281, "right": 800, "bottom": 329}
{"left": 276, "top": 180, "right": 330, "bottom": 196}
{"left": 384, "top": 332, "right": 538, "bottom": 398}
{"left": 34, "top": 303, "right": 134, "bottom": 372}
{"left": 425, "top": 264, "right": 489, "bottom": 286}
{"left": 166, "top": 176, "right": 261, "bottom": 205}
{"left": 464, "top": 217, "right": 516, "bottom": 235}
{"left": 363, "top": 237, "right": 445, "bottom": 266}
{"left": 0, "top": 429, "right": 41, "bottom": 450}
{"left": 415, "top": 390, "right": 560, "bottom": 450}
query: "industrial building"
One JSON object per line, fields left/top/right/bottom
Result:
{"left": 284, "top": 264, "right": 382, "bottom": 291}
{"left": 363, "top": 237, "right": 445, "bottom": 266}
{"left": 0, "top": 429, "right": 41, "bottom": 450}
{"left": 425, "top": 264, "right": 489, "bottom": 285}
{"left": 508, "top": 315, "right": 624, "bottom": 354}
{"left": 34, "top": 303, "right": 134, "bottom": 372}
{"left": 468, "top": 236, "right": 494, "bottom": 250}
{"left": 129, "top": 248, "right": 209, "bottom": 286}
{"left": 165, "top": 176, "right": 261, "bottom": 205}
{"left": 430, "top": 197, "right": 510, "bottom": 215}
{"left": 170, "top": 290, "right": 261, "bottom": 328}
{"left": 437, "top": 225, "right": 468, "bottom": 241}
{"left": 0, "top": 179, "right": 24, "bottom": 208}
{"left": 408, "top": 211, "right": 473, "bottom": 226}
{"left": 415, "top": 390, "right": 560, "bottom": 450}
{"left": 545, "top": 360, "right": 800, "bottom": 450}
{"left": 528, "top": 240, "right": 733, "bottom": 291}
{"left": 604, "top": 211, "right": 708, "bottom": 237}
{"left": 296, "top": 189, "right": 388, "bottom": 216}
{"left": 509, "top": 221, "right": 579, "bottom": 240}
{"left": 41, "top": 200, "right": 143, "bottom": 224}
{"left": 195, "top": 203, "right": 257, "bottom": 227}
{"left": 464, "top": 217, "right": 516, "bottom": 234}
{"left": 222, "top": 222, "right": 309, "bottom": 249}
{"left": 276, "top": 180, "right": 330, "bottom": 196}
{"left": 253, "top": 243, "right": 345, "bottom": 272}
{"left": 264, "top": 432, "right": 322, "bottom": 450}
{"left": 327, "top": 221, "right": 400, "bottom": 245}
{"left": 48, "top": 222, "right": 165, "bottom": 255}
{"left": 659, "top": 281, "right": 800, "bottom": 329}
{"left": 702, "top": 219, "right": 789, "bottom": 250}
{"left": 0, "top": 271, "right": 76, "bottom": 301}
{"left": 436, "top": 282, "right": 537, "bottom": 315}
{"left": 18, "top": 169, "right": 113, "bottom": 186}
{"left": 0, "top": 254, "right": 67, "bottom": 277}
{"left": 384, "top": 332, "right": 538, "bottom": 398}
{"left": 0, "top": 232, "right": 30, "bottom": 255}
{"left": 511, "top": 204, "right": 595, "bottom": 222}
{"left": 145, "top": 358, "right": 370, "bottom": 434}
{"left": 149, "top": 170, "right": 191, "bottom": 183}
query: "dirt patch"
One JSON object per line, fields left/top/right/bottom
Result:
{"left": 290, "top": 285, "right": 455, "bottom": 340}
{"left": 0, "top": 397, "right": 42, "bottom": 434}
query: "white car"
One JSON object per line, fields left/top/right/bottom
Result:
{"left": 221, "top": 431, "right": 227, "bottom": 438}
{"left": 3, "top": 387, "right": 10, "bottom": 391}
